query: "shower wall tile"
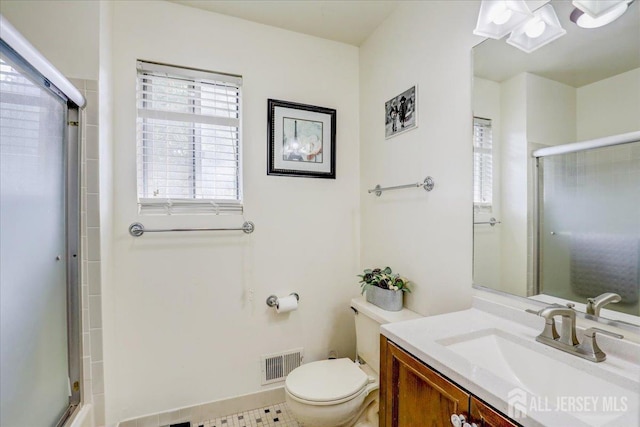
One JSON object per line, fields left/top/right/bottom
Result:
{"left": 87, "top": 228, "right": 101, "bottom": 261}
{"left": 91, "top": 361, "right": 104, "bottom": 394}
{"left": 88, "top": 262, "right": 101, "bottom": 295}
{"left": 83, "top": 380, "right": 93, "bottom": 404}
{"left": 83, "top": 356, "right": 91, "bottom": 381}
{"left": 85, "top": 79, "right": 97, "bottom": 92}
{"left": 82, "top": 310, "right": 90, "bottom": 334}
{"left": 81, "top": 188, "right": 87, "bottom": 215}
{"left": 89, "top": 295, "right": 102, "bottom": 329}
{"left": 87, "top": 194, "right": 100, "bottom": 227}
{"left": 82, "top": 285, "right": 89, "bottom": 308}
{"left": 86, "top": 159, "right": 100, "bottom": 194}
{"left": 93, "top": 394, "right": 105, "bottom": 426}
{"left": 69, "top": 78, "right": 85, "bottom": 91}
{"left": 90, "top": 329, "right": 103, "bottom": 362}
{"left": 78, "top": 78, "right": 105, "bottom": 426}
{"left": 85, "top": 91, "right": 99, "bottom": 126}
{"left": 82, "top": 332, "right": 91, "bottom": 357}
{"left": 85, "top": 125, "right": 99, "bottom": 160}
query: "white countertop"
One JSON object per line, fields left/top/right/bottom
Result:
{"left": 380, "top": 297, "right": 640, "bottom": 427}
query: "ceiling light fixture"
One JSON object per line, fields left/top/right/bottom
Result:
{"left": 570, "top": 0, "right": 634, "bottom": 28}
{"left": 572, "top": 0, "right": 629, "bottom": 18}
{"left": 507, "top": 4, "right": 567, "bottom": 53}
{"left": 473, "top": 0, "right": 533, "bottom": 39}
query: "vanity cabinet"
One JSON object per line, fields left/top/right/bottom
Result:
{"left": 470, "top": 397, "right": 519, "bottom": 427}
{"left": 380, "top": 336, "right": 519, "bottom": 427}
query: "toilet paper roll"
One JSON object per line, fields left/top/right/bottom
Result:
{"left": 276, "top": 295, "right": 298, "bottom": 313}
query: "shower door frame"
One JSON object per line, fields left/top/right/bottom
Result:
{"left": 0, "top": 40, "right": 83, "bottom": 427}
{"left": 62, "top": 103, "right": 82, "bottom": 427}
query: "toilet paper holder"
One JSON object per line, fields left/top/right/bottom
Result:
{"left": 266, "top": 293, "right": 300, "bottom": 308}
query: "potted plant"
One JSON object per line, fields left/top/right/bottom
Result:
{"left": 358, "top": 267, "right": 411, "bottom": 311}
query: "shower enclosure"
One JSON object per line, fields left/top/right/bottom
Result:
{"left": 535, "top": 133, "right": 640, "bottom": 316}
{"left": 0, "top": 17, "right": 85, "bottom": 427}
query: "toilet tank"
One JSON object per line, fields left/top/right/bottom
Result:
{"left": 350, "top": 297, "right": 421, "bottom": 374}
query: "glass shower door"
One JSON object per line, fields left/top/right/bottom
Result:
{"left": 538, "top": 142, "right": 640, "bottom": 316}
{"left": 0, "top": 51, "right": 70, "bottom": 426}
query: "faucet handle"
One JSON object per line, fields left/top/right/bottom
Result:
{"left": 525, "top": 308, "right": 559, "bottom": 340}
{"left": 577, "top": 327, "right": 623, "bottom": 362}
{"left": 583, "top": 327, "right": 624, "bottom": 340}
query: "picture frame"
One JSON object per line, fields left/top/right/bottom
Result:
{"left": 267, "top": 99, "right": 336, "bottom": 179}
{"left": 385, "top": 85, "right": 418, "bottom": 139}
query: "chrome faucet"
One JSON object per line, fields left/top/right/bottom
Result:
{"left": 526, "top": 304, "right": 623, "bottom": 362}
{"left": 538, "top": 304, "right": 579, "bottom": 346}
{"left": 576, "top": 327, "right": 624, "bottom": 362}
{"left": 586, "top": 292, "right": 621, "bottom": 317}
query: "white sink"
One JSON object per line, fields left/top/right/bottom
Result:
{"left": 438, "top": 328, "right": 639, "bottom": 426}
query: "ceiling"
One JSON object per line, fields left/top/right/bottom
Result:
{"left": 167, "top": 0, "right": 399, "bottom": 46}
{"left": 473, "top": 0, "right": 640, "bottom": 87}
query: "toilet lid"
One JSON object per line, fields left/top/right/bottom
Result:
{"left": 285, "top": 358, "right": 369, "bottom": 403}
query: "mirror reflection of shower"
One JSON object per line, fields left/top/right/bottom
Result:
{"left": 535, "top": 136, "right": 640, "bottom": 317}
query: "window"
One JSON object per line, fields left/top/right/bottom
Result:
{"left": 136, "top": 61, "right": 242, "bottom": 214}
{"left": 473, "top": 117, "right": 493, "bottom": 212}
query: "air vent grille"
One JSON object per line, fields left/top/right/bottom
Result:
{"left": 260, "top": 348, "right": 303, "bottom": 385}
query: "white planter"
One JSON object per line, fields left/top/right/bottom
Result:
{"left": 365, "top": 286, "right": 403, "bottom": 311}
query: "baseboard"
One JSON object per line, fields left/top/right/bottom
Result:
{"left": 117, "top": 387, "right": 285, "bottom": 427}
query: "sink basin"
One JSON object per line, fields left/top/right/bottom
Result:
{"left": 438, "top": 328, "right": 639, "bottom": 426}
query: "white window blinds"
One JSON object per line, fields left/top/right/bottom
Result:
{"left": 136, "top": 61, "right": 242, "bottom": 214}
{"left": 473, "top": 117, "right": 493, "bottom": 211}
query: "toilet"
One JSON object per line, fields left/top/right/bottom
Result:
{"left": 285, "top": 297, "right": 421, "bottom": 427}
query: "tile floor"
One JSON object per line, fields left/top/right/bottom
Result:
{"left": 193, "top": 403, "right": 299, "bottom": 427}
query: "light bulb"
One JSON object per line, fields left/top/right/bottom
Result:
{"left": 492, "top": 2, "right": 513, "bottom": 25}
{"left": 525, "top": 17, "right": 546, "bottom": 38}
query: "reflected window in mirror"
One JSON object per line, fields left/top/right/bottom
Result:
{"left": 473, "top": 117, "right": 494, "bottom": 213}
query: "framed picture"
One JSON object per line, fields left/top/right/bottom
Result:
{"left": 267, "top": 99, "right": 336, "bottom": 179}
{"left": 385, "top": 85, "right": 418, "bottom": 139}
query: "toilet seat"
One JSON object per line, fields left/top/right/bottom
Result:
{"left": 285, "top": 358, "right": 373, "bottom": 405}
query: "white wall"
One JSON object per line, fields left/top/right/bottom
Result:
{"left": 499, "top": 74, "right": 528, "bottom": 296}
{"left": 104, "top": 1, "right": 360, "bottom": 423}
{"left": 472, "top": 77, "right": 502, "bottom": 288}
{"left": 527, "top": 74, "right": 576, "bottom": 146}
{"left": 577, "top": 68, "right": 640, "bottom": 140}
{"left": 359, "top": 1, "right": 479, "bottom": 317}
{"left": 0, "top": 0, "right": 99, "bottom": 80}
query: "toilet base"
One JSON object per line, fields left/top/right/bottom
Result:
{"left": 286, "top": 389, "right": 378, "bottom": 427}
{"left": 352, "top": 391, "right": 378, "bottom": 427}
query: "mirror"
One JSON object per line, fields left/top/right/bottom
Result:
{"left": 472, "top": 0, "right": 640, "bottom": 325}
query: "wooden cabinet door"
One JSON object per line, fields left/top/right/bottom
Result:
{"left": 380, "top": 336, "right": 470, "bottom": 427}
{"left": 470, "top": 396, "right": 520, "bottom": 427}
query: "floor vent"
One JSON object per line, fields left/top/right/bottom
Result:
{"left": 260, "top": 348, "right": 303, "bottom": 385}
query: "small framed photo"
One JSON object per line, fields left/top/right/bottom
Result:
{"left": 385, "top": 85, "right": 418, "bottom": 139}
{"left": 267, "top": 99, "right": 336, "bottom": 179}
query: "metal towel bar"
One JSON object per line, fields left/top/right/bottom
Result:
{"left": 129, "top": 221, "right": 255, "bottom": 237}
{"left": 474, "top": 217, "right": 501, "bottom": 227}
{"left": 368, "top": 176, "right": 435, "bottom": 197}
